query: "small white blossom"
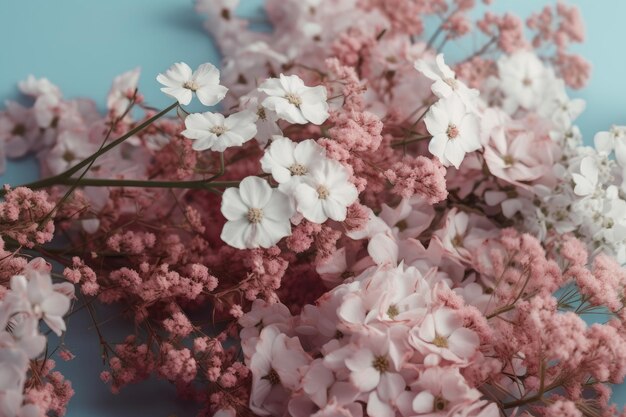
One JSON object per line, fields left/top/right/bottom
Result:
{"left": 260, "top": 137, "right": 326, "bottom": 195}
{"left": 594, "top": 125, "right": 626, "bottom": 166}
{"left": 240, "top": 92, "right": 282, "bottom": 147}
{"left": 8, "top": 271, "right": 72, "bottom": 336}
{"left": 107, "top": 68, "right": 141, "bottom": 118}
{"left": 572, "top": 156, "right": 599, "bottom": 197}
{"left": 294, "top": 158, "right": 359, "bottom": 223}
{"left": 182, "top": 110, "right": 257, "bottom": 152}
{"left": 497, "top": 51, "right": 550, "bottom": 113}
{"left": 415, "top": 53, "right": 478, "bottom": 109}
{"left": 18, "top": 75, "right": 62, "bottom": 98}
{"left": 424, "top": 96, "right": 481, "bottom": 169}
{"left": 157, "top": 62, "right": 228, "bottom": 106}
{"left": 220, "top": 176, "right": 294, "bottom": 249}
{"left": 258, "top": 74, "right": 329, "bottom": 125}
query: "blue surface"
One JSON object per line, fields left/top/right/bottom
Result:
{"left": 1, "top": 1, "right": 626, "bottom": 415}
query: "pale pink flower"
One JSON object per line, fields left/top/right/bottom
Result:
{"left": 483, "top": 131, "right": 545, "bottom": 185}
{"left": 249, "top": 325, "right": 310, "bottom": 416}
{"left": 410, "top": 308, "right": 479, "bottom": 362}
{"left": 344, "top": 330, "right": 408, "bottom": 417}
{"left": 45, "top": 129, "right": 98, "bottom": 176}
{"left": 410, "top": 368, "right": 483, "bottom": 416}
{"left": 379, "top": 197, "right": 436, "bottom": 240}
{"left": 0, "top": 102, "right": 39, "bottom": 159}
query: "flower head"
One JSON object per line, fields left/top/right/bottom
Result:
{"left": 260, "top": 138, "right": 326, "bottom": 195}
{"left": 425, "top": 96, "right": 481, "bottom": 168}
{"left": 259, "top": 74, "right": 329, "bottom": 125}
{"left": 221, "top": 176, "right": 294, "bottom": 249}
{"left": 182, "top": 110, "right": 257, "bottom": 152}
{"left": 294, "top": 159, "right": 359, "bottom": 223}
{"left": 157, "top": 62, "right": 228, "bottom": 106}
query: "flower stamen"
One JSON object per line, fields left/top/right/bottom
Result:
{"left": 183, "top": 80, "right": 199, "bottom": 91}
{"left": 210, "top": 125, "right": 228, "bottom": 136}
{"left": 285, "top": 93, "right": 303, "bottom": 107}
{"left": 316, "top": 185, "right": 330, "bottom": 200}
{"left": 247, "top": 208, "right": 264, "bottom": 224}
{"left": 446, "top": 124, "right": 459, "bottom": 140}
{"left": 372, "top": 355, "right": 389, "bottom": 373}
{"left": 289, "top": 163, "right": 308, "bottom": 176}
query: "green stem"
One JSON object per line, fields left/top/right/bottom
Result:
{"left": 11, "top": 102, "right": 179, "bottom": 192}
{"left": 391, "top": 135, "right": 432, "bottom": 148}
{"left": 52, "top": 177, "right": 240, "bottom": 189}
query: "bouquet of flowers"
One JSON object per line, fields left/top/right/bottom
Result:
{"left": 2, "top": 1, "right": 626, "bottom": 416}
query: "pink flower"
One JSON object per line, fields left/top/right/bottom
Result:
{"left": 249, "top": 325, "right": 311, "bottom": 416}
{"left": 344, "top": 330, "right": 409, "bottom": 416}
{"left": 409, "top": 368, "right": 485, "bottom": 416}
{"left": 410, "top": 308, "right": 479, "bottom": 362}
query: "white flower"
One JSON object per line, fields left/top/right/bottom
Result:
{"left": 240, "top": 92, "right": 282, "bottom": 147}
{"left": 221, "top": 176, "right": 294, "bottom": 249}
{"left": 157, "top": 62, "right": 228, "bottom": 106}
{"left": 258, "top": 74, "right": 329, "bottom": 125}
{"left": 8, "top": 271, "right": 72, "bottom": 336}
{"left": 537, "top": 79, "right": 585, "bottom": 129}
{"left": 182, "top": 110, "right": 257, "bottom": 152}
{"left": 497, "top": 51, "right": 550, "bottom": 113}
{"left": 107, "top": 68, "right": 140, "bottom": 118}
{"left": 294, "top": 158, "right": 358, "bottom": 223}
{"left": 424, "top": 96, "right": 481, "bottom": 168}
{"left": 415, "top": 53, "right": 478, "bottom": 109}
{"left": 18, "top": 75, "right": 62, "bottom": 98}
{"left": 594, "top": 125, "right": 626, "bottom": 166}
{"left": 572, "top": 156, "right": 599, "bottom": 197}
{"left": 260, "top": 137, "right": 326, "bottom": 195}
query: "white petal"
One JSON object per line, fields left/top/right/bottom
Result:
{"left": 263, "top": 190, "right": 295, "bottom": 220}
{"left": 221, "top": 187, "right": 249, "bottom": 221}
{"left": 196, "top": 85, "right": 228, "bottom": 106}
{"left": 412, "top": 391, "right": 435, "bottom": 413}
{"left": 322, "top": 198, "right": 348, "bottom": 222}
{"left": 444, "top": 141, "right": 465, "bottom": 169}
{"left": 221, "top": 218, "right": 252, "bottom": 249}
{"left": 192, "top": 62, "right": 220, "bottom": 86}
{"left": 239, "top": 176, "right": 272, "bottom": 208}
{"left": 448, "top": 328, "right": 479, "bottom": 359}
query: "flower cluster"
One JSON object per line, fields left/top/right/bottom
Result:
{"left": 2, "top": 1, "right": 626, "bottom": 417}
{"left": 0, "top": 259, "right": 74, "bottom": 417}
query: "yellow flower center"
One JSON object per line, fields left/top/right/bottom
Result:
{"left": 433, "top": 334, "right": 448, "bottom": 348}
{"left": 285, "top": 92, "right": 303, "bottom": 107}
{"left": 183, "top": 80, "right": 199, "bottom": 91}
{"left": 317, "top": 185, "right": 330, "bottom": 200}
{"left": 372, "top": 355, "right": 389, "bottom": 373}
{"left": 289, "top": 163, "right": 308, "bottom": 176}
{"left": 247, "top": 208, "right": 264, "bottom": 224}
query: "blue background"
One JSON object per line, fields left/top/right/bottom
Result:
{"left": 1, "top": 0, "right": 625, "bottom": 415}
